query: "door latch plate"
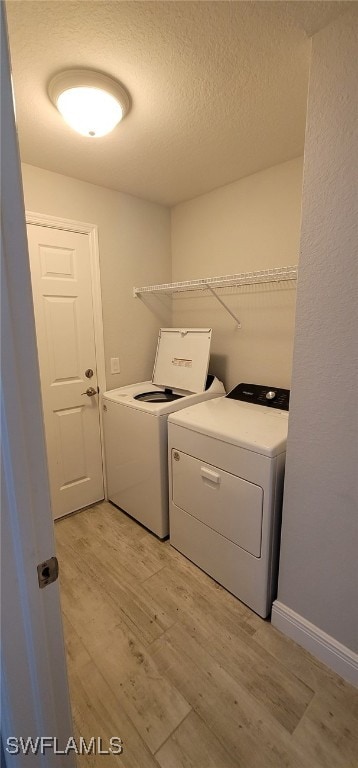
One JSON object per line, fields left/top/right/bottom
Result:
{"left": 37, "top": 556, "right": 59, "bottom": 589}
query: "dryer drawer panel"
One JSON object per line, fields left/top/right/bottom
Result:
{"left": 171, "top": 450, "right": 263, "bottom": 557}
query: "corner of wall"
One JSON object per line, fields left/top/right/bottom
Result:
{"left": 272, "top": 602, "right": 358, "bottom": 686}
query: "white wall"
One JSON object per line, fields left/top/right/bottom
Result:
{"left": 273, "top": 9, "right": 358, "bottom": 680}
{"left": 171, "top": 157, "right": 303, "bottom": 391}
{"left": 21, "top": 163, "right": 172, "bottom": 390}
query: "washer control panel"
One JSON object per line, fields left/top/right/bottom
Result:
{"left": 227, "top": 382, "right": 290, "bottom": 411}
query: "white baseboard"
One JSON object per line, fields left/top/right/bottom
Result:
{"left": 271, "top": 601, "right": 358, "bottom": 687}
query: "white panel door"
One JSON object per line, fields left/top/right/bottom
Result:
{"left": 27, "top": 224, "right": 104, "bottom": 519}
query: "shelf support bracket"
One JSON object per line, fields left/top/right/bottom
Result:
{"left": 205, "top": 285, "right": 241, "bottom": 328}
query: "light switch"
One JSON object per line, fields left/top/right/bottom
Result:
{"left": 110, "top": 357, "right": 120, "bottom": 374}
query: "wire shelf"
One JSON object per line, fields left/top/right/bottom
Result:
{"left": 133, "top": 265, "right": 298, "bottom": 297}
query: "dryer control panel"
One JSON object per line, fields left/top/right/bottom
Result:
{"left": 227, "top": 382, "right": 290, "bottom": 411}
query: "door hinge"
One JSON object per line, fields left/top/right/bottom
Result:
{"left": 37, "top": 556, "right": 59, "bottom": 589}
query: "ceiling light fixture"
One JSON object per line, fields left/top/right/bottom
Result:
{"left": 48, "top": 69, "right": 130, "bottom": 138}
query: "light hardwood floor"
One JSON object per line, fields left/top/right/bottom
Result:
{"left": 55, "top": 502, "right": 358, "bottom": 767}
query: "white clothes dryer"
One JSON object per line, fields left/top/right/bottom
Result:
{"left": 168, "top": 382, "right": 290, "bottom": 617}
{"left": 102, "top": 328, "right": 225, "bottom": 538}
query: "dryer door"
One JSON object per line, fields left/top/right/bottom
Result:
{"left": 171, "top": 450, "right": 263, "bottom": 557}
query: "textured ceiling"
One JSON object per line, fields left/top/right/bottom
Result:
{"left": 6, "top": 1, "right": 348, "bottom": 206}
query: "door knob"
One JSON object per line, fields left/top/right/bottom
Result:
{"left": 81, "top": 387, "right": 97, "bottom": 397}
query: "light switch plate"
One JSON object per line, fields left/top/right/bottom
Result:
{"left": 110, "top": 357, "right": 120, "bottom": 374}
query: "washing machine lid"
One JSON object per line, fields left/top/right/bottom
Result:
{"left": 152, "top": 328, "right": 212, "bottom": 394}
{"left": 168, "top": 397, "right": 289, "bottom": 457}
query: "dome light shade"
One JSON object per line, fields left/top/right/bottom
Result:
{"left": 48, "top": 70, "right": 130, "bottom": 137}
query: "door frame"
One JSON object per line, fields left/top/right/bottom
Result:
{"left": 26, "top": 211, "right": 107, "bottom": 499}
{"left": 1, "top": 4, "right": 76, "bottom": 761}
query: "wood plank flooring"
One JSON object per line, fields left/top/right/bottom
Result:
{"left": 55, "top": 502, "right": 358, "bottom": 767}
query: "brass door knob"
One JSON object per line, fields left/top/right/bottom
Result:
{"left": 81, "top": 387, "right": 97, "bottom": 397}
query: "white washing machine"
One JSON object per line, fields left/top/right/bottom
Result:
{"left": 168, "top": 382, "right": 290, "bottom": 617}
{"left": 102, "top": 328, "right": 225, "bottom": 538}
